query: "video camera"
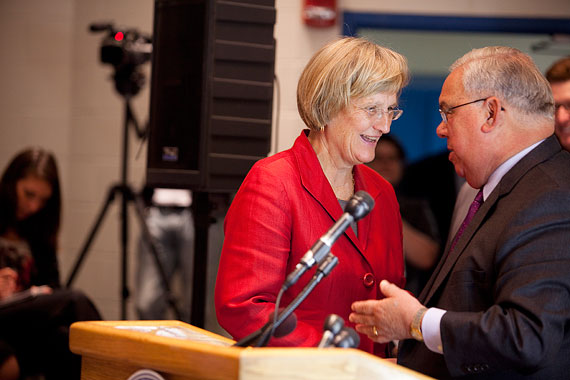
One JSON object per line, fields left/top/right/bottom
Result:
{"left": 89, "top": 22, "right": 152, "bottom": 97}
{"left": 89, "top": 22, "right": 152, "bottom": 69}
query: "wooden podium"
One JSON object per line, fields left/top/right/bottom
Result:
{"left": 70, "top": 320, "right": 433, "bottom": 380}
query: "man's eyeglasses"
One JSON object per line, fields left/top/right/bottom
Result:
{"left": 439, "top": 98, "right": 487, "bottom": 124}
{"left": 357, "top": 105, "right": 404, "bottom": 122}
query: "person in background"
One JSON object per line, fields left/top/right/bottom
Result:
{"left": 545, "top": 56, "right": 570, "bottom": 151}
{"left": 136, "top": 187, "right": 194, "bottom": 322}
{"left": 367, "top": 135, "right": 439, "bottom": 297}
{"left": 215, "top": 37, "right": 409, "bottom": 357}
{"left": 350, "top": 46, "right": 570, "bottom": 378}
{"left": 398, "top": 149, "right": 462, "bottom": 257}
{"left": 0, "top": 147, "right": 101, "bottom": 380}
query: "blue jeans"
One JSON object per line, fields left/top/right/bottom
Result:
{"left": 135, "top": 207, "right": 194, "bottom": 322}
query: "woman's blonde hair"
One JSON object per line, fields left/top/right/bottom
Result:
{"left": 297, "top": 37, "right": 409, "bottom": 131}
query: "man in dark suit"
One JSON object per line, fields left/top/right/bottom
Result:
{"left": 349, "top": 46, "right": 570, "bottom": 379}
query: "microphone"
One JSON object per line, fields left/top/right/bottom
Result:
{"left": 283, "top": 190, "right": 374, "bottom": 290}
{"left": 333, "top": 327, "right": 360, "bottom": 348}
{"left": 273, "top": 311, "right": 298, "bottom": 338}
{"left": 317, "top": 314, "right": 345, "bottom": 348}
{"left": 233, "top": 309, "right": 297, "bottom": 347}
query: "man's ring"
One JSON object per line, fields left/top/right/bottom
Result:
{"left": 372, "top": 325, "right": 379, "bottom": 337}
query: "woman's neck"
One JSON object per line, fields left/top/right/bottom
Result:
{"left": 308, "top": 130, "right": 355, "bottom": 201}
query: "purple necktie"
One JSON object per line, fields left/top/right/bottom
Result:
{"left": 449, "top": 189, "right": 484, "bottom": 254}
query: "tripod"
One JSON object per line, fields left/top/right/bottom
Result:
{"left": 65, "top": 66, "right": 182, "bottom": 320}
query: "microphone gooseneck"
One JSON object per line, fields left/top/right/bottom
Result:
{"left": 240, "top": 191, "right": 375, "bottom": 348}
{"left": 233, "top": 309, "right": 297, "bottom": 347}
{"left": 254, "top": 254, "right": 339, "bottom": 347}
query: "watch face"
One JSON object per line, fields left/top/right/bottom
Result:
{"left": 410, "top": 327, "right": 423, "bottom": 342}
{"left": 410, "top": 307, "right": 428, "bottom": 341}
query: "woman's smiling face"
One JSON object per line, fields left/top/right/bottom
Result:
{"left": 323, "top": 92, "right": 399, "bottom": 167}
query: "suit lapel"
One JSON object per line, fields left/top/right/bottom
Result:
{"left": 420, "top": 191, "right": 496, "bottom": 304}
{"left": 420, "top": 135, "right": 562, "bottom": 305}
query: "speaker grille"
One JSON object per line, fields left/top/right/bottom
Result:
{"left": 147, "top": 0, "right": 276, "bottom": 191}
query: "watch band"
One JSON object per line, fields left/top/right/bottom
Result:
{"left": 410, "top": 307, "right": 428, "bottom": 342}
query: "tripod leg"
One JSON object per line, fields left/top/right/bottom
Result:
{"left": 131, "top": 191, "right": 183, "bottom": 320}
{"left": 120, "top": 185, "right": 129, "bottom": 320}
{"left": 65, "top": 186, "right": 118, "bottom": 288}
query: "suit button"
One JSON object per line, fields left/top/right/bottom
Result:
{"left": 363, "top": 273, "right": 375, "bottom": 287}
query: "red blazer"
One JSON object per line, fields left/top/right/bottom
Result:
{"left": 215, "top": 131, "right": 405, "bottom": 356}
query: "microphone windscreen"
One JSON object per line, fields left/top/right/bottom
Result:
{"left": 318, "top": 314, "right": 345, "bottom": 348}
{"left": 273, "top": 311, "right": 297, "bottom": 338}
{"left": 323, "top": 314, "right": 344, "bottom": 335}
{"left": 333, "top": 327, "right": 360, "bottom": 348}
{"left": 345, "top": 327, "right": 360, "bottom": 347}
{"left": 345, "top": 191, "right": 374, "bottom": 221}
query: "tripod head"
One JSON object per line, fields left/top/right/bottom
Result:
{"left": 90, "top": 22, "right": 152, "bottom": 98}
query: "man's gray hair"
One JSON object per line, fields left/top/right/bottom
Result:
{"left": 451, "top": 46, "right": 554, "bottom": 120}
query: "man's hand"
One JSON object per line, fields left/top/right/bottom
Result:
{"left": 350, "top": 280, "right": 424, "bottom": 343}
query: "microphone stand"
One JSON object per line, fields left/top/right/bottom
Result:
{"left": 253, "top": 254, "right": 339, "bottom": 347}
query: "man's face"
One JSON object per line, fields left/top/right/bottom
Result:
{"left": 550, "top": 80, "right": 570, "bottom": 151}
{"left": 436, "top": 69, "right": 493, "bottom": 189}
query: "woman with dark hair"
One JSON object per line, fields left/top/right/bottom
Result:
{"left": 0, "top": 147, "right": 101, "bottom": 380}
{"left": 0, "top": 147, "right": 62, "bottom": 290}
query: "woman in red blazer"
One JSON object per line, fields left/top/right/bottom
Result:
{"left": 215, "top": 37, "right": 409, "bottom": 357}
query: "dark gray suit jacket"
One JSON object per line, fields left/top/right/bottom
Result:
{"left": 398, "top": 135, "right": 570, "bottom": 379}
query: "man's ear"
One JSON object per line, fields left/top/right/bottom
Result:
{"left": 482, "top": 97, "right": 503, "bottom": 133}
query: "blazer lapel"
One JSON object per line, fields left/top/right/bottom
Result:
{"left": 292, "top": 131, "right": 372, "bottom": 258}
{"left": 352, "top": 164, "right": 381, "bottom": 252}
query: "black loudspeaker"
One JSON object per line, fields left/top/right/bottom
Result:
{"left": 146, "top": 0, "right": 276, "bottom": 191}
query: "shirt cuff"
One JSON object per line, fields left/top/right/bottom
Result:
{"left": 422, "top": 307, "right": 446, "bottom": 354}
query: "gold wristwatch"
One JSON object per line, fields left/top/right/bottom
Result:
{"left": 410, "top": 307, "right": 428, "bottom": 342}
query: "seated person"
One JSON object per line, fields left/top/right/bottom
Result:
{"left": 0, "top": 147, "right": 101, "bottom": 380}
